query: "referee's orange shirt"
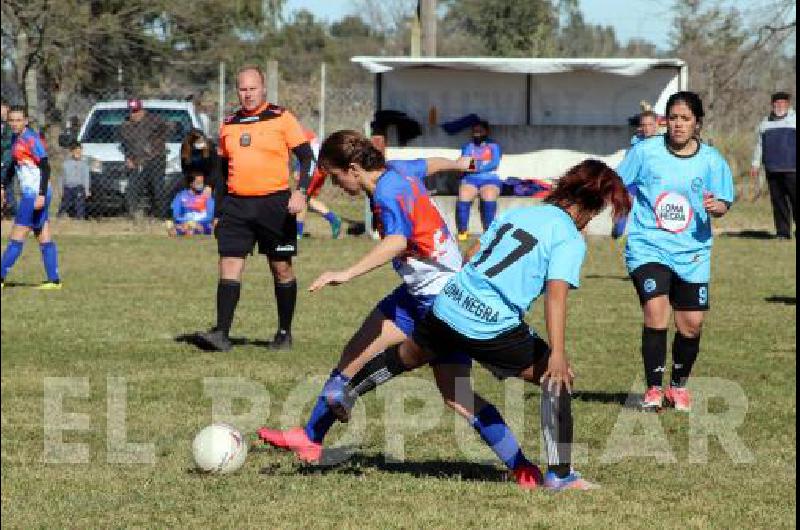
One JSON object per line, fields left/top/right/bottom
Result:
{"left": 219, "top": 103, "right": 307, "bottom": 196}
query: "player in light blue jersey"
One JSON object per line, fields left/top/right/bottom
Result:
{"left": 616, "top": 92, "right": 734, "bottom": 412}
{"left": 1, "top": 105, "right": 61, "bottom": 289}
{"left": 329, "top": 160, "right": 631, "bottom": 490}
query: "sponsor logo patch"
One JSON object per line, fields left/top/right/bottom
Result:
{"left": 654, "top": 192, "right": 693, "bottom": 233}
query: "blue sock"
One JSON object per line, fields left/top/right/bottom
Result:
{"left": 471, "top": 404, "right": 530, "bottom": 470}
{"left": 456, "top": 201, "right": 471, "bottom": 233}
{"left": 480, "top": 201, "right": 497, "bottom": 231}
{"left": 1, "top": 240, "right": 25, "bottom": 280}
{"left": 296, "top": 221, "right": 305, "bottom": 237}
{"left": 322, "top": 211, "right": 339, "bottom": 226}
{"left": 39, "top": 242, "right": 60, "bottom": 282}
{"left": 304, "top": 370, "right": 350, "bottom": 444}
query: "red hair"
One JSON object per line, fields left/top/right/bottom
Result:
{"left": 545, "top": 159, "right": 631, "bottom": 220}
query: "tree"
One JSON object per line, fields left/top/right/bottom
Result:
{"left": 441, "top": 0, "right": 558, "bottom": 57}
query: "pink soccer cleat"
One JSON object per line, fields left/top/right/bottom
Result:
{"left": 665, "top": 386, "right": 692, "bottom": 412}
{"left": 256, "top": 427, "right": 323, "bottom": 463}
{"left": 641, "top": 386, "right": 663, "bottom": 410}
{"left": 513, "top": 463, "right": 544, "bottom": 490}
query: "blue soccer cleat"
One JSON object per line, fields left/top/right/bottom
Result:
{"left": 544, "top": 469, "right": 600, "bottom": 491}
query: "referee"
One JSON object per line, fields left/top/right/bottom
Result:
{"left": 195, "top": 65, "right": 314, "bottom": 352}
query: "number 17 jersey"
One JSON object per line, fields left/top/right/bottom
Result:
{"left": 432, "top": 204, "right": 587, "bottom": 339}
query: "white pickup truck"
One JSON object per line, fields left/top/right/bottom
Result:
{"left": 78, "top": 100, "right": 209, "bottom": 216}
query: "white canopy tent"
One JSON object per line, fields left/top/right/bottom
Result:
{"left": 352, "top": 56, "right": 688, "bottom": 235}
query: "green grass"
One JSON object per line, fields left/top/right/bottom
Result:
{"left": 1, "top": 197, "right": 796, "bottom": 529}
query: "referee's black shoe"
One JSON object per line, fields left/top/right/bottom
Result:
{"left": 194, "top": 328, "right": 233, "bottom": 352}
{"left": 269, "top": 330, "right": 293, "bottom": 350}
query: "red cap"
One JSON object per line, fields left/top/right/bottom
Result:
{"left": 127, "top": 99, "right": 143, "bottom": 112}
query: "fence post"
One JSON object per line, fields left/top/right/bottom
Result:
{"left": 319, "top": 63, "right": 326, "bottom": 138}
{"left": 218, "top": 61, "right": 225, "bottom": 131}
{"left": 267, "top": 60, "right": 279, "bottom": 104}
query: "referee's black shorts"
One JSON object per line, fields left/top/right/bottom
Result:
{"left": 413, "top": 312, "right": 551, "bottom": 379}
{"left": 215, "top": 191, "right": 297, "bottom": 259}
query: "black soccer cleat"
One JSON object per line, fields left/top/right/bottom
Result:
{"left": 194, "top": 329, "right": 233, "bottom": 352}
{"left": 268, "top": 330, "right": 293, "bottom": 350}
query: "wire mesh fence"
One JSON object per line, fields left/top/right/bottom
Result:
{"left": 2, "top": 62, "right": 374, "bottom": 221}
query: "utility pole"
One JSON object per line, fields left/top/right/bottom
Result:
{"left": 410, "top": 6, "right": 421, "bottom": 57}
{"left": 420, "top": 0, "right": 437, "bottom": 57}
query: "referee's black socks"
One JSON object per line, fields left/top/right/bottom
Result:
{"left": 217, "top": 279, "right": 241, "bottom": 337}
{"left": 274, "top": 279, "right": 297, "bottom": 335}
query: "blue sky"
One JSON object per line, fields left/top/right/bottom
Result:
{"left": 283, "top": 0, "right": 678, "bottom": 50}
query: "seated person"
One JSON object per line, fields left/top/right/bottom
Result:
{"left": 456, "top": 120, "right": 502, "bottom": 240}
{"left": 169, "top": 174, "right": 214, "bottom": 236}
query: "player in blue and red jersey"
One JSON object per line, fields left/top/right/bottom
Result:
{"left": 617, "top": 92, "right": 735, "bottom": 412}
{"left": 256, "top": 130, "right": 543, "bottom": 489}
{"left": 170, "top": 174, "right": 215, "bottom": 236}
{"left": 456, "top": 121, "right": 502, "bottom": 241}
{"left": 1, "top": 105, "right": 61, "bottom": 289}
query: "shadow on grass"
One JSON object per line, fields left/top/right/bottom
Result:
{"left": 718, "top": 229, "right": 775, "bottom": 240}
{"left": 257, "top": 449, "right": 508, "bottom": 483}
{"left": 585, "top": 274, "right": 631, "bottom": 281}
{"left": 1, "top": 281, "right": 44, "bottom": 288}
{"left": 572, "top": 390, "right": 645, "bottom": 410}
{"left": 765, "top": 295, "right": 796, "bottom": 305}
{"left": 174, "top": 333, "right": 283, "bottom": 350}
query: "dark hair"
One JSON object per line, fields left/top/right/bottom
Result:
{"left": 665, "top": 91, "right": 705, "bottom": 122}
{"left": 772, "top": 91, "right": 791, "bottom": 102}
{"left": 318, "top": 130, "right": 386, "bottom": 172}
{"left": 474, "top": 120, "right": 490, "bottom": 130}
{"left": 545, "top": 159, "right": 632, "bottom": 221}
{"left": 69, "top": 141, "right": 81, "bottom": 150}
{"left": 181, "top": 128, "right": 209, "bottom": 162}
{"left": 8, "top": 104, "right": 26, "bottom": 116}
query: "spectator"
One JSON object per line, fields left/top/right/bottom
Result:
{"left": 751, "top": 91, "right": 796, "bottom": 239}
{"left": 632, "top": 110, "right": 660, "bottom": 146}
{"left": 168, "top": 174, "right": 215, "bottom": 237}
{"left": 119, "top": 98, "right": 171, "bottom": 217}
{"left": 1, "top": 100, "right": 16, "bottom": 218}
{"left": 57, "top": 142, "right": 91, "bottom": 219}
{"left": 58, "top": 116, "right": 81, "bottom": 149}
{"left": 180, "top": 128, "right": 215, "bottom": 183}
{"left": 455, "top": 120, "right": 502, "bottom": 240}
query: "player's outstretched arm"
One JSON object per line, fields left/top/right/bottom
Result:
{"left": 425, "top": 156, "right": 472, "bottom": 175}
{"left": 308, "top": 234, "right": 407, "bottom": 292}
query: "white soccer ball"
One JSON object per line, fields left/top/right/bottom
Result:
{"left": 192, "top": 423, "right": 248, "bottom": 474}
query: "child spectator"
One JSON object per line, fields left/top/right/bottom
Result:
{"left": 57, "top": 142, "right": 91, "bottom": 219}
{"left": 168, "top": 174, "right": 215, "bottom": 237}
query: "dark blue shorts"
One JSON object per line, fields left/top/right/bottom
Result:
{"left": 377, "top": 284, "right": 471, "bottom": 366}
{"left": 15, "top": 190, "right": 52, "bottom": 230}
{"left": 462, "top": 174, "right": 502, "bottom": 190}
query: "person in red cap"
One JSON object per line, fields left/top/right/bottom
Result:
{"left": 119, "top": 98, "right": 171, "bottom": 217}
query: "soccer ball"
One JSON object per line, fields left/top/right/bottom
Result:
{"left": 192, "top": 423, "right": 248, "bottom": 474}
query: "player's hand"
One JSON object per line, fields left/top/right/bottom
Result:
{"left": 203, "top": 185, "right": 213, "bottom": 197}
{"left": 308, "top": 270, "right": 352, "bottom": 292}
{"left": 540, "top": 353, "right": 575, "bottom": 395}
{"left": 749, "top": 166, "right": 760, "bottom": 179}
{"left": 456, "top": 156, "right": 474, "bottom": 172}
{"left": 34, "top": 195, "right": 46, "bottom": 210}
{"left": 125, "top": 158, "right": 135, "bottom": 170}
{"left": 703, "top": 193, "right": 728, "bottom": 217}
{"left": 288, "top": 190, "right": 306, "bottom": 214}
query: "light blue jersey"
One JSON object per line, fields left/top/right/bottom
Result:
{"left": 617, "top": 135, "right": 735, "bottom": 283}
{"left": 433, "top": 204, "right": 587, "bottom": 339}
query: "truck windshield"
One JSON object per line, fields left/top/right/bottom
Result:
{"left": 80, "top": 108, "right": 193, "bottom": 143}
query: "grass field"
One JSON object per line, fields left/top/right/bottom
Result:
{"left": 1, "top": 197, "right": 796, "bottom": 529}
